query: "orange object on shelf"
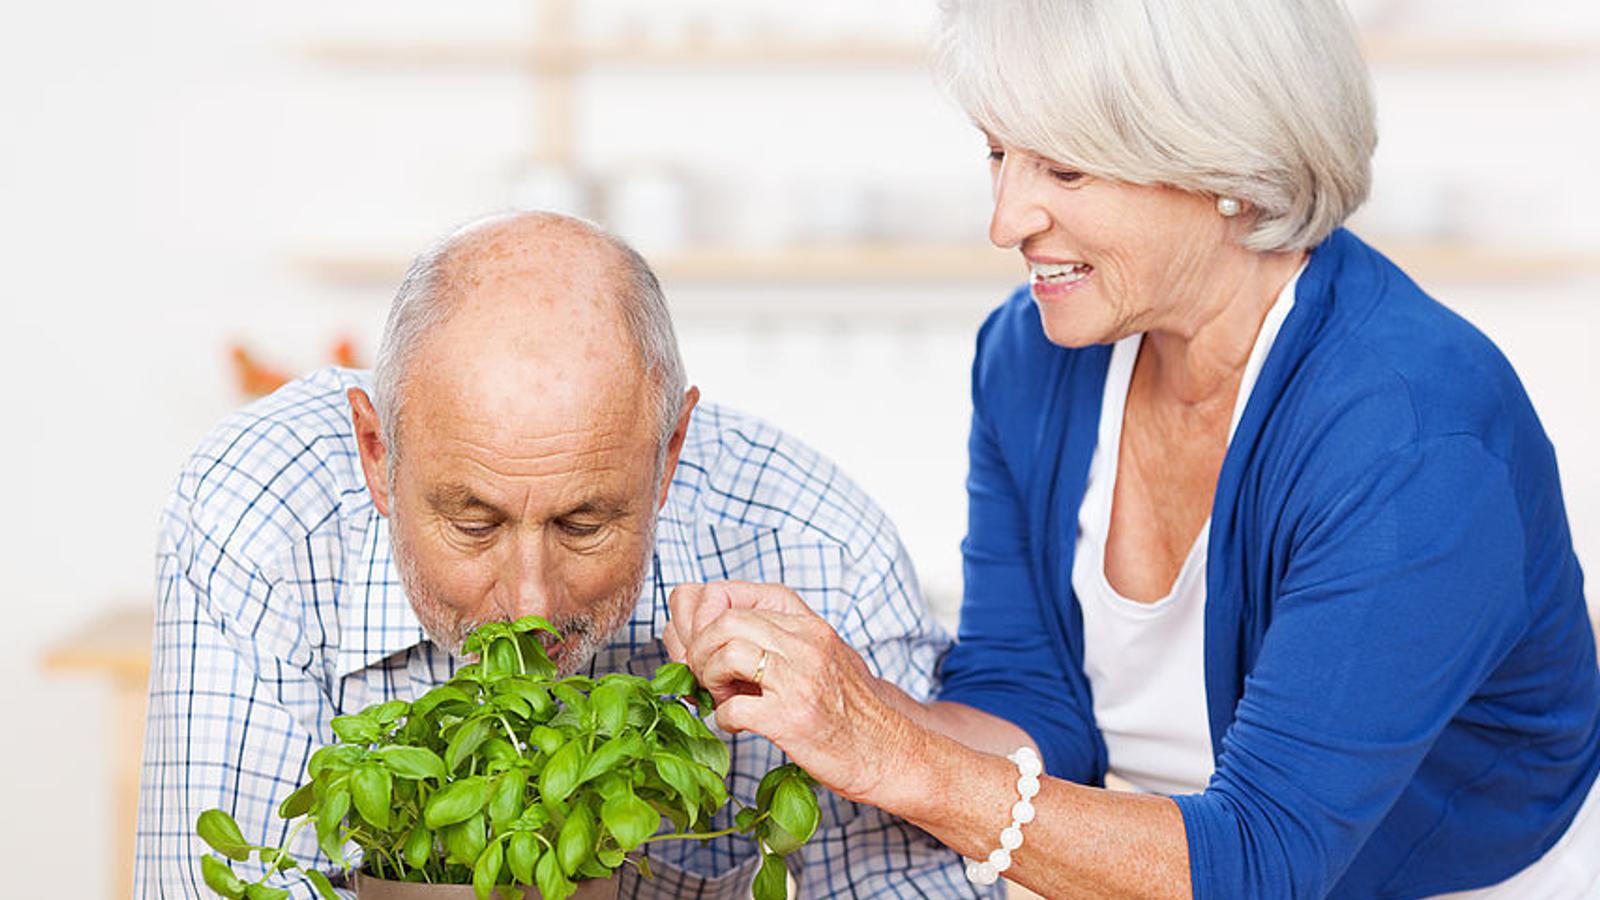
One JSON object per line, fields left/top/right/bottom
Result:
{"left": 229, "top": 336, "right": 365, "bottom": 398}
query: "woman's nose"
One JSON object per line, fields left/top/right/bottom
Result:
{"left": 988, "top": 158, "right": 1051, "bottom": 250}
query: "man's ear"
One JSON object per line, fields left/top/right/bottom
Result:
{"left": 655, "top": 386, "right": 700, "bottom": 511}
{"left": 348, "top": 387, "right": 393, "bottom": 517}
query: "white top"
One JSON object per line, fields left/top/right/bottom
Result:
{"left": 1074, "top": 265, "right": 1302, "bottom": 795}
{"left": 1070, "top": 267, "right": 1600, "bottom": 896}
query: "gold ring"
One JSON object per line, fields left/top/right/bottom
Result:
{"left": 752, "top": 648, "right": 769, "bottom": 687}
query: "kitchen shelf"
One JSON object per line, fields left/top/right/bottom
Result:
{"left": 289, "top": 240, "right": 1600, "bottom": 291}
{"left": 297, "top": 38, "right": 930, "bottom": 70}
{"left": 296, "top": 34, "right": 1600, "bottom": 71}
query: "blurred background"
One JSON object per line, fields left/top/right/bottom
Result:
{"left": 2, "top": 0, "right": 1597, "bottom": 895}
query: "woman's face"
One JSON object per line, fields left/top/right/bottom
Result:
{"left": 984, "top": 133, "right": 1237, "bottom": 348}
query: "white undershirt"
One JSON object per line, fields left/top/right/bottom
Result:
{"left": 1070, "top": 265, "right": 1600, "bottom": 896}
{"left": 1074, "top": 263, "right": 1302, "bottom": 796}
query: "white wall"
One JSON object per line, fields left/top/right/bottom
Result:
{"left": 1, "top": 1, "right": 1596, "bottom": 895}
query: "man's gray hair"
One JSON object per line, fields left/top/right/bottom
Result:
{"left": 936, "top": 0, "right": 1376, "bottom": 252}
{"left": 370, "top": 212, "right": 688, "bottom": 468}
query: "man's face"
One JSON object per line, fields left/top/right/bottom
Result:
{"left": 371, "top": 365, "right": 669, "bottom": 674}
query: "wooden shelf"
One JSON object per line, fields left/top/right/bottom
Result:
{"left": 289, "top": 240, "right": 1600, "bottom": 293}
{"left": 290, "top": 243, "right": 1021, "bottom": 287}
{"left": 297, "top": 34, "right": 1599, "bottom": 71}
{"left": 298, "top": 38, "right": 930, "bottom": 71}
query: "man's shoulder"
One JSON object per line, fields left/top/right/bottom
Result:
{"left": 668, "top": 402, "right": 894, "bottom": 558}
{"left": 169, "top": 367, "right": 372, "bottom": 567}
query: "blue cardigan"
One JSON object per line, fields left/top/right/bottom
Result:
{"left": 936, "top": 229, "right": 1600, "bottom": 898}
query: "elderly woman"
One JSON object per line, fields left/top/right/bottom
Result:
{"left": 665, "top": 1, "right": 1600, "bottom": 897}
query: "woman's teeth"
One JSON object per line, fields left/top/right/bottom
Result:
{"left": 1031, "top": 261, "right": 1092, "bottom": 284}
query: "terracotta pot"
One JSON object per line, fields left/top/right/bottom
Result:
{"left": 354, "top": 872, "right": 620, "bottom": 900}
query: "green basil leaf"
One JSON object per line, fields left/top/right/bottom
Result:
{"left": 424, "top": 776, "right": 491, "bottom": 829}
{"left": 658, "top": 701, "right": 700, "bottom": 737}
{"left": 652, "top": 753, "right": 700, "bottom": 810}
{"left": 315, "top": 786, "right": 351, "bottom": 862}
{"left": 351, "top": 763, "right": 393, "bottom": 831}
{"left": 536, "top": 844, "right": 574, "bottom": 900}
{"left": 277, "top": 781, "right": 316, "bottom": 820}
{"left": 489, "top": 768, "right": 528, "bottom": 832}
{"left": 486, "top": 636, "right": 520, "bottom": 679}
{"left": 305, "top": 869, "right": 341, "bottom": 900}
{"left": 507, "top": 831, "right": 538, "bottom": 885}
{"left": 596, "top": 846, "right": 624, "bottom": 869}
{"left": 195, "top": 809, "right": 252, "bottom": 862}
{"left": 753, "top": 851, "right": 789, "bottom": 900}
{"left": 590, "top": 682, "right": 629, "bottom": 736}
{"left": 411, "top": 684, "right": 474, "bottom": 721}
{"left": 403, "top": 823, "right": 434, "bottom": 870}
{"left": 200, "top": 855, "right": 247, "bottom": 899}
{"left": 759, "top": 818, "right": 803, "bottom": 857}
{"left": 601, "top": 791, "right": 660, "bottom": 851}
{"left": 375, "top": 746, "right": 448, "bottom": 781}
{"left": 329, "top": 715, "right": 380, "bottom": 745}
{"left": 516, "top": 633, "right": 558, "bottom": 680}
{"left": 685, "top": 734, "right": 731, "bottom": 779}
{"left": 579, "top": 732, "right": 642, "bottom": 786}
{"left": 529, "top": 725, "right": 565, "bottom": 756}
{"left": 500, "top": 678, "right": 554, "bottom": 719}
{"left": 755, "top": 765, "right": 787, "bottom": 811}
{"left": 442, "top": 812, "right": 488, "bottom": 867}
{"left": 540, "top": 740, "right": 584, "bottom": 805}
{"left": 244, "top": 884, "right": 291, "bottom": 900}
{"left": 648, "top": 662, "right": 697, "bottom": 697}
{"left": 493, "top": 692, "right": 532, "bottom": 720}
{"left": 306, "top": 744, "right": 361, "bottom": 780}
{"left": 770, "top": 774, "right": 821, "bottom": 851}
{"left": 510, "top": 615, "right": 560, "bottom": 637}
{"left": 556, "top": 802, "right": 596, "bottom": 877}
{"left": 691, "top": 763, "right": 729, "bottom": 814}
{"left": 473, "top": 839, "right": 504, "bottom": 900}
{"left": 365, "top": 699, "right": 411, "bottom": 726}
{"left": 735, "top": 807, "right": 758, "bottom": 831}
{"left": 445, "top": 718, "right": 493, "bottom": 773}
{"left": 480, "top": 737, "right": 520, "bottom": 768}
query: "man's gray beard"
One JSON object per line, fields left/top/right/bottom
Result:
{"left": 391, "top": 521, "right": 655, "bottom": 677}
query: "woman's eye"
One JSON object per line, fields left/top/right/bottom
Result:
{"left": 986, "top": 148, "right": 1005, "bottom": 164}
{"left": 1049, "top": 168, "right": 1083, "bottom": 184}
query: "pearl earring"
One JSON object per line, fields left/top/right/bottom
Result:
{"left": 1216, "top": 197, "right": 1242, "bottom": 217}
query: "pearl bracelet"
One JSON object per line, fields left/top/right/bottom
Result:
{"left": 965, "top": 746, "right": 1043, "bottom": 886}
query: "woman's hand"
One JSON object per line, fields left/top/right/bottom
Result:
{"left": 663, "top": 580, "right": 926, "bottom": 805}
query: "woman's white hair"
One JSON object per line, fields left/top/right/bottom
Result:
{"left": 936, "top": 0, "right": 1377, "bottom": 251}
{"left": 370, "top": 212, "right": 687, "bottom": 471}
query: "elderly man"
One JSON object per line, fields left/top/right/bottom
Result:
{"left": 134, "top": 213, "right": 987, "bottom": 898}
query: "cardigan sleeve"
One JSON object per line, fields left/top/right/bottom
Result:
{"left": 936, "top": 305, "right": 1103, "bottom": 783}
{"left": 1174, "top": 433, "right": 1529, "bottom": 899}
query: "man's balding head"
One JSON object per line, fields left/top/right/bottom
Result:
{"left": 371, "top": 212, "right": 686, "bottom": 471}
{"left": 346, "top": 212, "right": 698, "bottom": 666}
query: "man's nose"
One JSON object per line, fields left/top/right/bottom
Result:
{"left": 989, "top": 157, "right": 1052, "bottom": 250}
{"left": 501, "top": 539, "right": 553, "bottom": 621}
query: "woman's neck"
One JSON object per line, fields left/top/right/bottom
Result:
{"left": 1136, "top": 248, "right": 1307, "bottom": 408}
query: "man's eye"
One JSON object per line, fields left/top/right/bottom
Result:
{"left": 453, "top": 522, "right": 497, "bottom": 539}
{"left": 556, "top": 520, "right": 602, "bottom": 539}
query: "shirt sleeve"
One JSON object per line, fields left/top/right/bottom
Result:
{"left": 1174, "top": 434, "right": 1530, "bottom": 900}
{"left": 135, "top": 486, "right": 350, "bottom": 899}
{"left": 935, "top": 312, "right": 1103, "bottom": 783}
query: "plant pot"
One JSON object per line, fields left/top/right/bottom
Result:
{"left": 354, "top": 872, "right": 620, "bottom": 900}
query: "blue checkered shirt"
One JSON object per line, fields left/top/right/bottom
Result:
{"left": 135, "top": 367, "right": 994, "bottom": 899}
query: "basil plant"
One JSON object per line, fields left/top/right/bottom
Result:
{"left": 195, "top": 616, "right": 820, "bottom": 900}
